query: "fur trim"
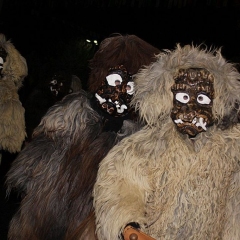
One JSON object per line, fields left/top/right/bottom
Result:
{"left": 0, "top": 33, "right": 28, "bottom": 88}
{"left": 131, "top": 43, "right": 240, "bottom": 128}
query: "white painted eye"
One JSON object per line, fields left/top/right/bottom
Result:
{"left": 50, "top": 80, "right": 57, "bottom": 85}
{"left": 106, "top": 74, "right": 123, "bottom": 86}
{"left": 175, "top": 92, "right": 190, "bottom": 103}
{"left": 0, "top": 57, "right": 4, "bottom": 69}
{"left": 197, "top": 94, "right": 211, "bottom": 104}
{"left": 126, "top": 81, "right": 134, "bottom": 95}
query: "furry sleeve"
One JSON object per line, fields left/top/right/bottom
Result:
{"left": 93, "top": 129, "right": 153, "bottom": 240}
{"left": 6, "top": 90, "right": 102, "bottom": 193}
{"left": 222, "top": 168, "right": 240, "bottom": 239}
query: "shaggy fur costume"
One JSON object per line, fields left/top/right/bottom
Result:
{"left": 6, "top": 34, "right": 160, "bottom": 240}
{"left": 93, "top": 44, "right": 240, "bottom": 240}
{"left": 0, "top": 33, "right": 28, "bottom": 153}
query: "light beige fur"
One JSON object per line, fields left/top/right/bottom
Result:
{"left": 93, "top": 44, "right": 240, "bottom": 239}
{"left": 0, "top": 34, "right": 28, "bottom": 88}
{"left": 0, "top": 34, "right": 27, "bottom": 153}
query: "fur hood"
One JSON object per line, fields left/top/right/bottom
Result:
{"left": 88, "top": 34, "right": 160, "bottom": 93}
{"left": 132, "top": 44, "right": 240, "bottom": 129}
{"left": 0, "top": 33, "right": 28, "bottom": 88}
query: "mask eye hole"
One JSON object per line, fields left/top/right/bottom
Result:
{"left": 106, "top": 74, "right": 122, "bottom": 86}
{"left": 50, "top": 80, "right": 57, "bottom": 85}
{"left": 126, "top": 81, "right": 134, "bottom": 95}
{"left": 175, "top": 92, "right": 190, "bottom": 103}
{"left": 197, "top": 94, "right": 211, "bottom": 104}
{"left": 115, "top": 80, "right": 121, "bottom": 86}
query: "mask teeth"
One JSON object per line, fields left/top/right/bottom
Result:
{"left": 192, "top": 117, "right": 197, "bottom": 124}
{"left": 195, "top": 117, "right": 207, "bottom": 130}
{"left": 95, "top": 93, "right": 106, "bottom": 104}
{"left": 174, "top": 119, "right": 183, "bottom": 124}
{"left": 174, "top": 117, "right": 207, "bottom": 131}
{"left": 116, "top": 104, "right": 127, "bottom": 113}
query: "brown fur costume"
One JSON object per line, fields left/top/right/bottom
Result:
{"left": 0, "top": 33, "right": 28, "bottom": 153}
{"left": 6, "top": 34, "right": 160, "bottom": 240}
{"left": 93, "top": 44, "right": 240, "bottom": 239}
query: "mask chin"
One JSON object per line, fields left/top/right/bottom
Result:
{"left": 99, "top": 99, "right": 129, "bottom": 117}
{"left": 175, "top": 123, "right": 205, "bottom": 137}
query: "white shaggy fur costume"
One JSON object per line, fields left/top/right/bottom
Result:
{"left": 93, "top": 44, "right": 240, "bottom": 239}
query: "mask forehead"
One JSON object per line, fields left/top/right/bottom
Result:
{"left": 172, "top": 68, "right": 214, "bottom": 95}
{"left": 171, "top": 68, "right": 215, "bottom": 137}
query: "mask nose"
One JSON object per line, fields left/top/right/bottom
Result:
{"left": 181, "top": 105, "right": 197, "bottom": 122}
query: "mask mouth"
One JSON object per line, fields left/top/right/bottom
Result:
{"left": 95, "top": 93, "right": 128, "bottom": 117}
{"left": 174, "top": 117, "right": 207, "bottom": 130}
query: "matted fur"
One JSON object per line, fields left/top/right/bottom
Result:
{"left": 0, "top": 33, "right": 27, "bottom": 153}
{"left": 93, "top": 44, "right": 240, "bottom": 239}
{"left": 88, "top": 34, "right": 160, "bottom": 93}
{"left": 6, "top": 34, "right": 160, "bottom": 240}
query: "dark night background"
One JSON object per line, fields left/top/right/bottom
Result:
{"left": 0, "top": 0, "right": 240, "bottom": 239}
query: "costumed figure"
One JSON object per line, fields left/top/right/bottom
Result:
{"left": 93, "top": 44, "right": 240, "bottom": 240}
{"left": 24, "top": 71, "right": 82, "bottom": 141}
{"left": 6, "top": 34, "right": 160, "bottom": 240}
{"left": 0, "top": 33, "right": 28, "bottom": 157}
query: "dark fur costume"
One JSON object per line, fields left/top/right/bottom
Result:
{"left": 0, "top": 33, "right": 28, "bottom": 154}
{"left": 6, "top": 34, "right": 160, "bottom": 240}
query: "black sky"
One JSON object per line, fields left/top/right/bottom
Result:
{"left": 1, "top": 1, "right": 240, "bottom": 62}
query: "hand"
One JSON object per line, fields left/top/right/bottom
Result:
{"left": 123, "top": 225, "right": 156, "bottom": 240}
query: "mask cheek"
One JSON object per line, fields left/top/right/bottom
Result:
{"left": 204, "top": 114, "right": 214, "bottom": 127}
{"left": 170, "top": 104, "right": 182, "bottom": 121}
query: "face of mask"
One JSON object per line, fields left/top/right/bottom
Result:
{"left": 95, "top": 65, "right": 134, "bottom": 117}
{"left": 171, "top": 68, "right": 215, "bottom": 137}
{"left": 48, "top": 73, "right": 72, "bottom": 98}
